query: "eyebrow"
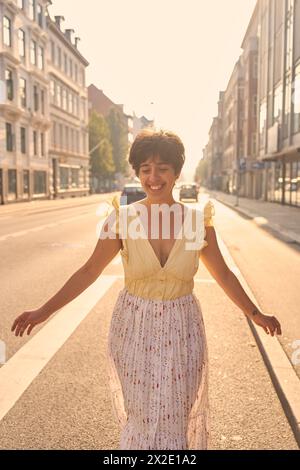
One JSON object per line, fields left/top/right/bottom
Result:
{"left": 140, "top": 162, "right": 170, "bottom": 167}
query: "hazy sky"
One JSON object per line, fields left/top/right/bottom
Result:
{"left": 49, "top": 0, "right": 257, "bottom": 180}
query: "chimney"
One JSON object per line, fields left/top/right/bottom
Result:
{"left": 65, "top": 28, "right": 75, "bottom": 42}
{"left": 54, "top": 15, "right": 65, "bottom": 30}
{"left": 74, "top": 37, "right": 81, "bottom": 49}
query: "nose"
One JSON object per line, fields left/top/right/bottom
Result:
{"left": 147, "top": 167, "right": 161, "bottom": 182}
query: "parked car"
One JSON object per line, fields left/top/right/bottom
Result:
{"left": 120, "top": 183, "right": 146, "bottom": 205}
{"left": 179, "top": 183, "right": 198, "bottom": 202}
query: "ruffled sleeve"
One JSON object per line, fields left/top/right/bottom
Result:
{"left": 111, "top": 195, "right": 121, "bottom": 236}
{"left": 204, "top": 200, "right": 215, "bottom": 227}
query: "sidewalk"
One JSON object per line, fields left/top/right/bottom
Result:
{"left": 208, "top": 190, "right": 300, "bottom": 245}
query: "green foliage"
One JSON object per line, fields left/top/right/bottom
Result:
{"left": 105, "top": 107, "right": 129, "bottom": 174}
{"left": 89, "top": 111, "right": 115, "bottom": 178}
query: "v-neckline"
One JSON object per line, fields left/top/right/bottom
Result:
{"left": 132, "top": 202, "right": 191, "bottom": 269}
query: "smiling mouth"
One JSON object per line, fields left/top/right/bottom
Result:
{"left": 147, "top": 184, "right": 165, "bottom": 191}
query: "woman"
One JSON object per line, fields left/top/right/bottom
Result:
{"left": 11, "top": 129, "right": 282, "bottom": 450}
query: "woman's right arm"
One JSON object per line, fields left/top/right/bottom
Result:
{"left": 11, "top": 219, "right": 122, "bottom": 337}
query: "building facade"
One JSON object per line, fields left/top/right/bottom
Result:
{"left": 257, "top": 0, "right": 300, "bottom": 206}
{"left": 0, "top": 0, "right": 51, "bottom": 204}
{"left": 48, "top": 15, "right": 89, "bottom": 199}
{"left": 202, "top": 0, "right": 300, "bottom": 207}
{"left": 0, "top": 0, "right": 89, "bottom": 204}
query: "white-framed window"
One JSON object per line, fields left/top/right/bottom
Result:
{"left": 50, "top": 79, "right": 55, "bottom": 104}
{"left": 40, "top": 132, "right": 45, "bottom": 156}
{"left": 3, "top": 16, "right": 12, "bottom": 47}
{"left": 20, "top": 77, "right": 26, "bottom": 108}
{"left": 37, "top": 4, "right": 43, "bottom": 28}
{"left": 17, "top": 0, "right": 25, "bottom": 9}
{"left": 18, "top": 29, "right": 26, "bottom": 58}
{"left": 33, "top": 84, "right": 39, "bottom": 111}
{"left": 41, "top": 89, "right": 45, "bottom": 114}
{"left": 30, "top": 40, "right": 37, "bottom": 65}
{"left": 51, "top": 40, "right": 55, "bottom": 63}
{"left": 57, "top": 47, "right": 61, "bottom": 68}
{"left": 68, "top": 92, "right": 73, "bottom": 113}
{"left": 253, "top": 95, "right": 258, "bottom": 118}
{"left": 33, "top": 130, "right": 38, "bottom": 155}
{"left": 29, "top": 0, "right": 36, "bottom": 21}
{"left": 21, "top": 127, "right": 26, "bottom": 154}
{"left": 251, "top": 132, "right": 257, "bottom": 156}
{"left": 62, "top": 88, "right": 67, "bottom": 110}
{"left": 37, "top": 46, "right": 44, "bottom": 70}
{"left": 5, "top": 69, "right": 13, "bottom": 101}
{"left": 6, "top": 123, "right": 13, "bottom": 152}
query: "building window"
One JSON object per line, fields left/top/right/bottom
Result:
{"left": 30, "top": 40, "right": 37, "bottom": 65}
{"left": 50, "top": 79, "right": 55, "bottom": 104}
{"left": 34, "top": 171, "right": 46, "bottom": 194}
{"left": 21, "top": 127, "right": 26, "bottom": 154}
{"left": 62, "top": 88, "right": 67, "bottom": 110}
{"left": 57, "top": 47, "right": 61, "bottom": 68}
{"left": 33, "top": 85, "right": 39, "bottom": 111}
{"left": 64, "top": 53, "right": 68, "bottom": 74}
{"left": 8, "top": 170, "right": 17, "bottom": 195}
{"left": 5, "top": 69, "right": 13, "bottom": 101}
{"left": 75, "top": 64, "right": 78, "bottom": 82}
{"left": 18, "top": 29, "right": 26, "bottom": 58}
{"left": 23, "top": 170, "right": 29, "bottom": 195}
{"left": 33, "top": 130, "right": 37, "bottom": 155}
{"left": 273, "top": 83, "right": 283, "bottom": 123}
{"left": 60, "top": 167, "right": 69, "bottom": 189}
{"left": 284, "top": 74, "right": 291, "bottom": 138}
{"left": 293, "top": 65, "right": 300, "bottom": 134}
{"left": 253, "top": 55, "right": 258, "bottom": 79}
{"left": 41, "top": 89, "right": 45, "bottom": 114}
{"left": 259, "top": 101, "right": 267, "bottom": 148}
{"left": 17, "top": 0, "right": 24, "bottom": 9}
{"left": 253, "top": 95, "right": 258, "bottom": 118}
{"left": 57, "top": 84, "right": 62, "bottom": 108}
{"left": 20, "top": 78, "right": 27, "bottom": 108}
{"left": 68, "top": 92, "right": 73, "bottom": 113}
{"left": 37, "top": 4, "right": 43, "bottom": 28}
{"left": 29, "top": 0, "right": 36, "bottom": 21}
{"left": 6, "top": 123, "right": 13, "bottom": 152}
{"left": 69, "top": 59, "right": 73, "bottom": 78}
{"left": 251, "top": 132, "right": 257, "bottom": 156}
{"left": 71, "top": 168, "right": 79, "bottom": 188}
{"left": 3, "top": 16, "right": 12, "bottom": 47}
{"left": 50, "top": 40, "right": 55, "bottom": 62}
{"left": 37, "top": 46, "right": 44, "bottom": 70}
{"left": 65, "top": 126, "right": 69, "bottom": 149}
{"left": 41, "top": 133, "right": 45, "bottom": 156}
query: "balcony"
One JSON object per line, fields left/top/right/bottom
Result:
{"left": 29, "top": 111, "right": 51, "bottom": 130}
{"left": 0, "top": 101, "right": 22, "bottom": 121}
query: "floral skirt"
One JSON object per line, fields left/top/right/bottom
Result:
{"left": 106, "top": 288, "right": 210, "bottom": 450}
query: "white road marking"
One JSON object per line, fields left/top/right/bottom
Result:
{"left": 0, "top": 274, "right": 117, "bottom": 422}
{"left": 0, "top": 213, "right": 94, "bottom": 243}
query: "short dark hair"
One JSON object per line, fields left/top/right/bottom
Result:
{"left": 128, "top": 129, "right": 185, "bottom": 177}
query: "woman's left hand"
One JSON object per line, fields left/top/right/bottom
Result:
{"left": 251, "top": 311, "right": 282, "bottom": 336}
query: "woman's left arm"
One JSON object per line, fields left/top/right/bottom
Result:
{"left": 200, "top": 226, "right": 282, "bottom": 336}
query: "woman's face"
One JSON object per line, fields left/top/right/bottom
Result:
{"left": 138, "top": 154, "right": 179, "bottom": 201}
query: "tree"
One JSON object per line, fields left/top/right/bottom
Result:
{"left": 194, "top": 159, "right": 208, "bottom": 185}
{"left": 89, "top": 111, "right": 115, "bottom": 186}
{"left": 105, "top": 107, "right": 129, "bottom": 174}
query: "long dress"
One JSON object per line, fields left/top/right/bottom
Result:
{"left": 104, "top": 198, "right": 215, "bottom": 450}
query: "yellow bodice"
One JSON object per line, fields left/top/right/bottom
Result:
{"left": 107, "top": 199, "right": 215, "bottom": 300}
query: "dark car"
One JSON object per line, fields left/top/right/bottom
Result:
{"left": 179, "top": 183, "right": 198, "bottom": 202}
{"left": 120, "top": 183, "right": 146, "bottom": 205}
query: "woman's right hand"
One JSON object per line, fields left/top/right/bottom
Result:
{"left": 11, "top": 308, "right": 51, "bottom": 337}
